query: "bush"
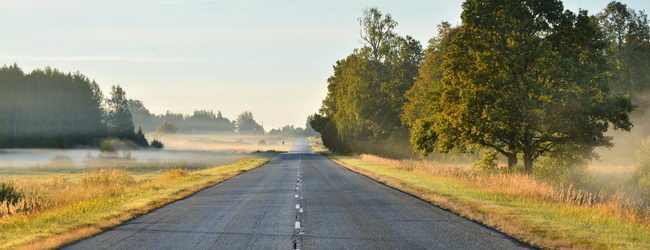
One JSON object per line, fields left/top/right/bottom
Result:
{"left": 150, "top": 139, "right": 164, "bottom": 149}
{"left": 100, "top": 140, "right": 117, "bottom": 153}
{"left": 472, "top": 151, "right": 499, "bottom": 172}
{"left": 156, "top": 122, "right": 178, "bottom": 134}
{"left": 0, "top": 182, "right": 23, "bottom": 204}
{"left": 533, "top": 154, "right": 590, "bottom": 187}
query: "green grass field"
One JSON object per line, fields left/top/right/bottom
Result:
{"left": 329, "top": 154, "right": 650, "bottom": 249}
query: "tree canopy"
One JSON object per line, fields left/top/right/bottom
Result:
{"left": 235, "top": 111, "right": 265, "bottom": 135}
{"left": 313, "top": 8, "right": 423, "bottom": 158}
{"left": 0, "top": 65, "right": 149, "bottom": 148}
{"left": 404, "top": 0, "right": 633, "bottom": 172}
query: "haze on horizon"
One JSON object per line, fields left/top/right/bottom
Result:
{"left": 2, "top": 0, "right": 648, "bottom": 129}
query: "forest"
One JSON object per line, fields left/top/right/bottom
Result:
{"left": 311, "top": 0, "right": 650, "bottom": 175}
{"left": 0, "top": 64, "right": 273, "bottom": 148}
{"left": 0, "top": 65, "right": 149, "bottom": 148}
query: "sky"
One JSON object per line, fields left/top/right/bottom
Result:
{"left": 1, "top": 0, "right": 649, "bottom": 129}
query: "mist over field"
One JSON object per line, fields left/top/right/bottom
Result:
{"left": 2, "top": 0, "right": 650, "bottom": 249}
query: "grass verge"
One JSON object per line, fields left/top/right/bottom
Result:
{"left": 328, "top": 154, "right": 650, "bottom": 249}
{"left": 0, "top": 157, "right": 273, "bottom": 249}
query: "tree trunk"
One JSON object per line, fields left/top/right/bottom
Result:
{"left": 506, "top": 154, "right": 517, "bottom": 170}
{"left": 523, "top": 151, "right": 534, "bottom": 174}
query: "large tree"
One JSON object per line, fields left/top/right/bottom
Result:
{"left": 235, "top": 111, "right": 264, "bottom": 135}
{"left": 406, "top": 0, "right": 633, "bottom": 172}
{"left": 314, "top": 8, "right": 423, "bottom": 157}
{"left": 106, "top": 85, "right": 136, "bottom": 140}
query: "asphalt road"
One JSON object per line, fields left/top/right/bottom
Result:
{"left": 66, "top": 139, "right": 530, "bottom": 250}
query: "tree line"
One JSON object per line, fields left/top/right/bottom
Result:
{"left": 312, "top": 1, "right": 650, "bottom": 172}
{"left": 269, "top": 117, "right": 319, "bottom": 138}
{"left": 128, "top": 100, "right": 267, "bottom": 135}
{"left": 0, "top": 64, "right": 151, "bottom": 148}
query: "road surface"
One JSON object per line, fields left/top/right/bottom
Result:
{"left": 66, "top": 139, "right": 529, "bottom": 250}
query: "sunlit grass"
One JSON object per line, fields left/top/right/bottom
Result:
{"left": 0, "top": 156, "right": 274, "bottom": 249}
{"left": 331, "top": 154, "right": 650, "bottom": 249}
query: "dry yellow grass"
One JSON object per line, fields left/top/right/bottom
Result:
{"left": 359, "top": 154, "right": 647, "bottom": 222}
{"left": 332, "top": 154, "right": 650, "bottom": 249}
{"left": 0, "top": 156, "right": 274, "bottom": 249}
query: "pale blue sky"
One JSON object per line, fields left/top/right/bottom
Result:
{"left": 2, "top": 0, "right": 648, "bottom": 129}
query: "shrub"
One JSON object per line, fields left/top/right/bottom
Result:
{"left": 0, "top": 182, "right": 23, "bottom": 204}
{"left": 150, "top": 139, "right": 164, "bottom": 149}
{"left": 156, "top": 122, "right": 178, "bottom": 134}
{"left": 472, "top": 151, "right": 499, "bottom": 172}
{"left": 100, "top": 140, "right": 117, "bottom": 153}
{"left": 533, "top": 156, "right": 590, "bottom": 187}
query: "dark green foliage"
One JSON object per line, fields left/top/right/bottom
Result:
{"left": 133, "top": 127, "right": 149, "bottom": 146}
{"left": 150, "top": 139, "right": 164, "bottom": 149}
{"left": 104, "top": 86, "right": 148, "bottom": 147}
{"left": 0, "top": 64, "right": 153, "bottom": 148}
{"left": 313, "top": 8, "right": 423, "bottom": 158}
{"left": 0, "top": 182, "right": 23, "bottom": 204}
{"left": 309, "top": 113, "right": 350, "bottom": 154}
{"left": 404, "top": 0, "right": 633, "bottom": 172}
{"left": 106, "top": 86, "right": 135, "bottom": 139}
{"left": 0, "top": 64, "right": 107, "bottom": 148}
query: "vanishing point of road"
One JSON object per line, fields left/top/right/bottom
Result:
{"left": 66, "top": 139, "right": 530, "bottom": 250}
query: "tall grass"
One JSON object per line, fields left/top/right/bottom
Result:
{"left": 0, "top": 169, "right": 139, "bottom": 218}
{"left": 359, "top": 154, "right": 649, "bottom": 224}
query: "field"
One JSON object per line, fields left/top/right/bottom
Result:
{"left": 147, "top": 132, "right": 293, "bottom": 152}
{"left": 0, "top": 134, "right": 282, "bottom": 249}
{"left": 329, "top": 154, "right": 650, "bottom": 249}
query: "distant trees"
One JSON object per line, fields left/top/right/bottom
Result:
{"left": 156, "top": 121, "right": 178, "bottom": 134}
{"left": 127, "top": 99, "right": 159, "bottom": 132}
{"left": 186, "top": 110, "right": 235, "bottom": 133}
{"left": 235, "top": 111, "right": 264, "bottom": 135}
{"left": 0, "top": 65, "right": 107, "bottom": 147}
{"left": 106, "top": 86, "right": 135, "bottom": 139}
{"left": 312, "top": 8, "right": 423, "bottom": 157}
{"left": 128, "top": 101, "right": 236, "bottom": 134}
{"left": 0, "top": 65, "right": 152, "bottom": 148}
{"left": 597, "top": 1, "right": 650, "bottom": 110}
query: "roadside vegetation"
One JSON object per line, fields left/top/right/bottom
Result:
{"left": 0, "top": 153, "right": 275, "bottom": 249}
{"left": 311, "top": 0, "right": 650, "bottom": 248}
{"left": 331, "top": 154, "right": 650, "bottom": 249}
